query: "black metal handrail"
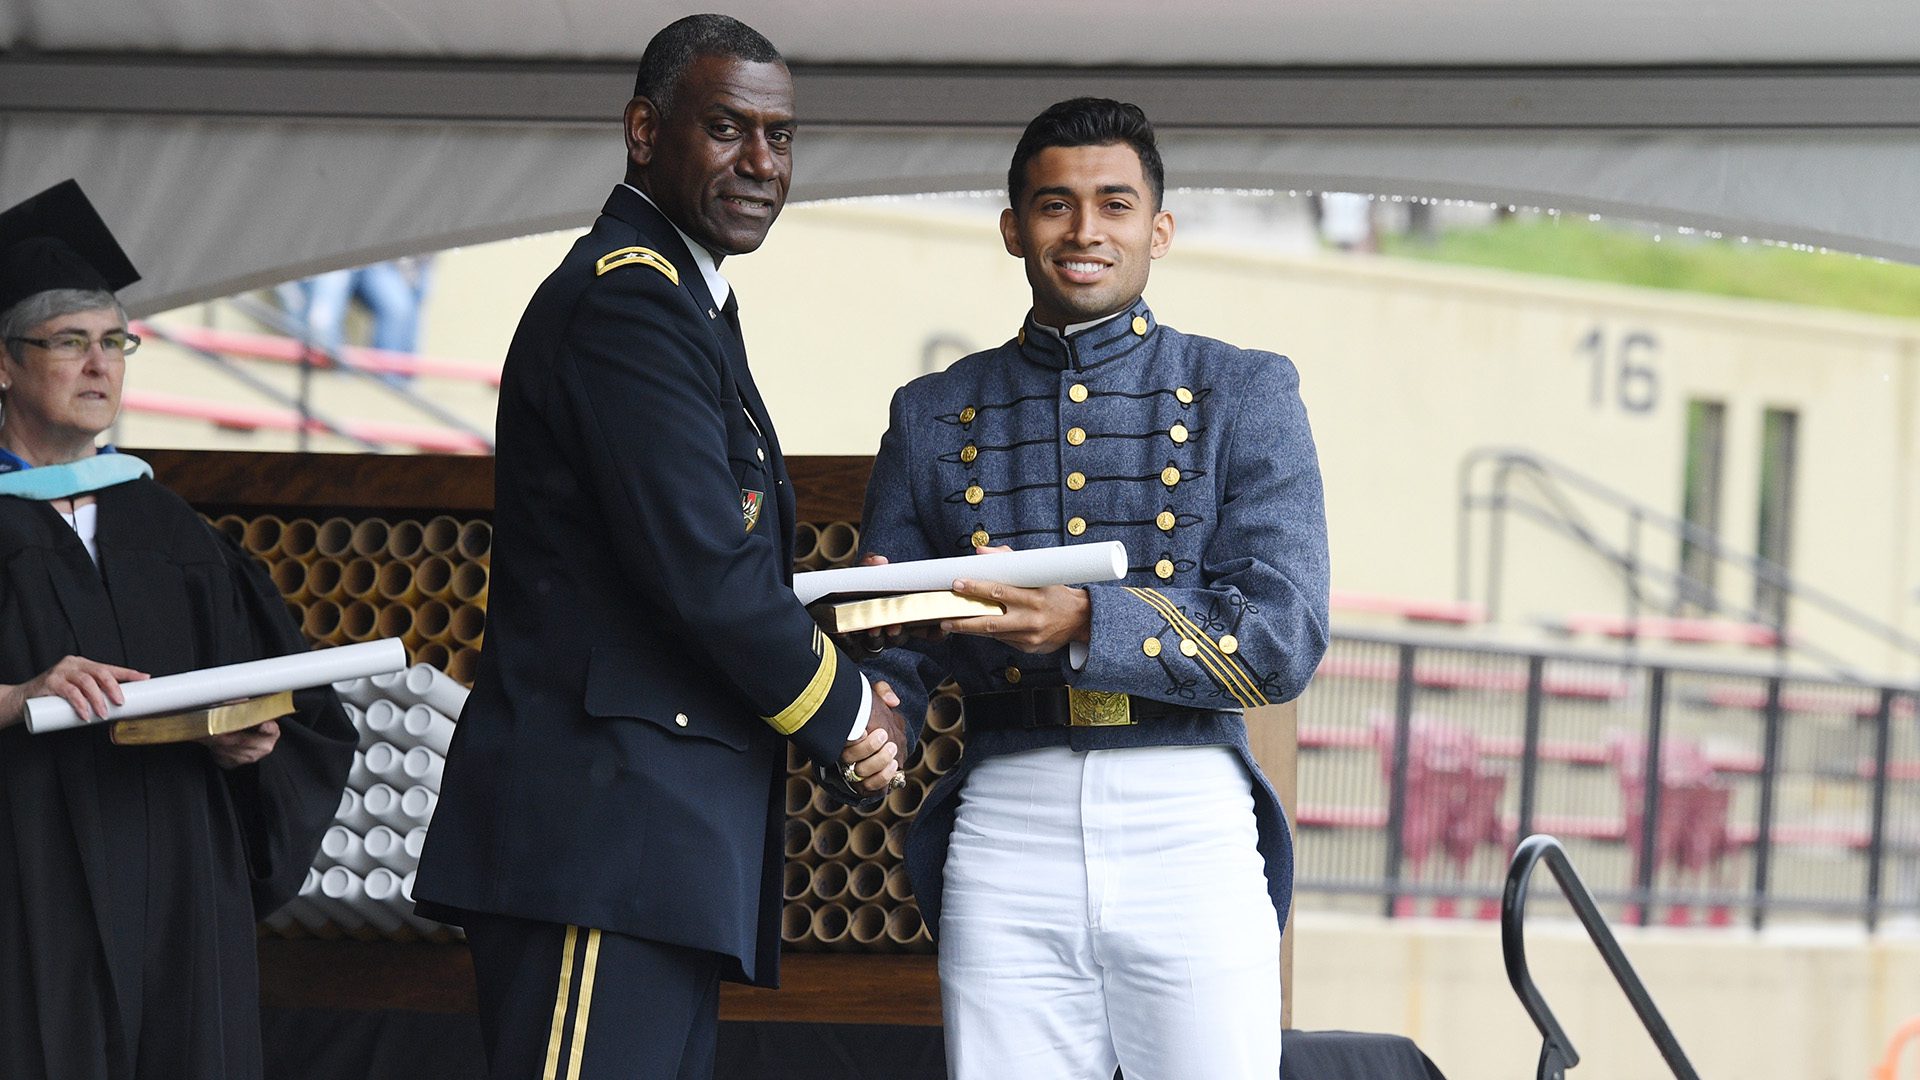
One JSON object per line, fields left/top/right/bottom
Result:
{"left": 1503, "top": 834, "right": 1701, "bottom": 1080}
{"left": 1457, "top": 446, "right": 1920, "bottom": 678}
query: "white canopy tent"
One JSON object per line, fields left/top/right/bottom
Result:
{"left": 5, "top": 0, "right": 1920, "bottom": 313}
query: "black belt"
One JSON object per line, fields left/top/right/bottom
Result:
{"left": 963, "top": 687, "right": 1225, "bottom": 731}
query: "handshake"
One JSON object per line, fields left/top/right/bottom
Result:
{"left": 809, "top": 542, "right": 1129, "bottom": 798}
{"left": 836, "top": 678, "right": 911, "bottom": 797}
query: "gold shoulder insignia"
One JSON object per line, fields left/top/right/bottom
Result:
{"left": 595, "top": 246, "right": 680, "bottom": 284}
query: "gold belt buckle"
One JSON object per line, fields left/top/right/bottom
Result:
{"left": 1067, "top": 688, "right": 1133, "bottom": 727}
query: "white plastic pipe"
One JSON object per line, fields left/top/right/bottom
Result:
{"left": 332, "top": 677, "right": 380, "bottom": 708}
{"left": 362, "top": 783, "right": 412, "bottom": 833}
{"left": 363, "top": 699, "right": 405, "bottom": 745}
{"left": 401, "top": 787, "right": 437, "bottom": 826}
{"left": 364, "top": 742, "right": 408, "bottom": 789}
{"left": 342, "top": 702, "right": 369, "bottom": 749}
{"left": 285, "top": 867, "right": 336, "bottom": 934}
{"left": 312, "top": 868, "right": 368, "bottom": 931}
{"left": 321, "top": 865, "right": 403, "bottom": 933}
{"left": 401, "top": 704, "right": 455, "bottom": 756}
{"left": 399, "top": 663, "right": 470, "bottom": 719}
{"left": 402, "top": 746, "right": 444, "bottom": 792}
{"left": 321, "top": 824, "right": 378, "bottom": 876}
{"left": 27, "top": 638, "right": 407, "bottom": 732}
{"left": 335, "top": 787, "right": 378, "bottom": 834}
{"left": 363, "top": 824, "right": 412, "bottom": 871}
{"left": 346, "top": 749, "right": 375, "bottom": 792}
{"left": 364, "top": 866, "right": 416, "bottom": 928}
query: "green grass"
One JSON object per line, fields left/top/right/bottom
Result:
{"left": 1379, "top": 218, "right": 1920, "bottom": 320}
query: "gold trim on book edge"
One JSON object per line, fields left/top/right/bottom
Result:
{"left": 812, "top": 592, "right": 1002, "bottom": 635}
{"left": 543, "top": 925, "right": 579, "bottom": 1080}
{"left": 109, "top": 689, "right": 295, "bottom": 745}
{"left": 766, "top": 643, "right": 836, "bottom": 735}
{"left": 594, "top": 246, "right": 680, "bottom": 284}
{"left": 565, "top": 928, "right": 602, "bottom": 1080}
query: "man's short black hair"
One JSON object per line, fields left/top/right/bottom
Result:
{"left": 1007, "top": 97, "right": 1166, "bottom": 210}
{"left": 632, "top": 14, "right": 783, "bottom": 117}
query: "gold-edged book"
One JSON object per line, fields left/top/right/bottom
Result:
{"left": 109, "top": 690, "right": 295, "bottom": 746}
{"left": 809, "top": 591, "right": 1005, "bottom": 635}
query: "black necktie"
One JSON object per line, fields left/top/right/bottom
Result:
{"left": 721, "top": 292, "right": 744, "bottom": 347}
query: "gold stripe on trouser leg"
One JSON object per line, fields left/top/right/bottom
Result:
{"left": 565, "top": 929, "right": 604, "bottom": 1080}
{"left": 544, "top": 925, "right": 580, "bottom": 1080}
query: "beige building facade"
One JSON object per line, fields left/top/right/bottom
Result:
{"left": 130, "top": 198, "right": 1920, "bottom": 680}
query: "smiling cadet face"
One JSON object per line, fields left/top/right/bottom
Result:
{"left": 1000, "top": 142, "right": 1174, "bottom": 330}
{"left": 626, "top": 54, "right": 795, "bottom": 258}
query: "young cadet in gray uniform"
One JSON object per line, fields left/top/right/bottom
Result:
{"left": 858, "top": 98, "right": 1329, "bottom": 1078}
{"left": 415, "top": 16, "right": 905, "bottom": 1080}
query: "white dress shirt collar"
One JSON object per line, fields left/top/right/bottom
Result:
{"left": 621, "top": 183, "right": 732, "bottom": 310}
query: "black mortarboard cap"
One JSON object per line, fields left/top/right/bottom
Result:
{"left": 0, "top": 180, "right": 141, "bottom": 315}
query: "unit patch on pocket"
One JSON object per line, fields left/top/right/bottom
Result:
{"left": 741, "top": 488, "right": 764, "bottom": 532}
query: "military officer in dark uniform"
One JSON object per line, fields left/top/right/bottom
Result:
{"left": 858, "top": 99, "right": 1330, "bottom": 1078}
{"left": 414, "top": 16, "right": 906, "bottom": 1080}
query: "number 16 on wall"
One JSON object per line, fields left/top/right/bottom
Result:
{"left": 1576, "top": 327, "right": 1660, "bottom": 414}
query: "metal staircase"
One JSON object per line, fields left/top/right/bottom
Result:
{"left": 1456, "top": 446, "right": 1920, "bottom": 680}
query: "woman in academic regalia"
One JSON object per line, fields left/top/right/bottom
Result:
{"left": 0, "top": 181, "right": 356, "bottom": 1080}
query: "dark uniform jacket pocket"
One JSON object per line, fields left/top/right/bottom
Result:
{"left": 583, "top": 645, "right": 750, "bottom": 751}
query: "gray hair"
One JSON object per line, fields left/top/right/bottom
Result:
{"left": 0, "top": 288, "right": 126, "bottom": 363}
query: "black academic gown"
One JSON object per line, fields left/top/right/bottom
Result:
{"left": 0, "top": 478, "right": 355, "bottom": 1080}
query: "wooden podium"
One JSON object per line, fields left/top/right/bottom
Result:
{"left": 142, "top": 449, "right": 1298, "bottom": 1029}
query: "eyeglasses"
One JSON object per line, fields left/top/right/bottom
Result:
{"left": 5, "top": 331, "right": 142, "bottom": 359}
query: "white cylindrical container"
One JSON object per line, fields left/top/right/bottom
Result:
{"left": 336, "top": 787, "right": 378, "bottom": 834}
{"left": 322, "top": 865, "right": 403, "bottom": 934}
{"left": 363, "top": 699, "right": 404, "bottom": 744}
{"left": 405, "top": 826, "right": 429, "bottom": 862}
{"left": 364, "top": 742, "right": 408, "bottom": 789}
{"left": 332, "top": 677, "right": 377, "bottom": 708}
{"left": 402, "top": 746, "right": 445, "bottom": 792}
{"left": 401, "top": 704, "right": 455, "bottom": 756}
{"left": 363, "top": 866, "right": 415, "bottom": 931}
{"left": 321, "top": 824, "right": 378, "bottom": 876}
{"left": 401, "top": 787, "right": 438, "bottom": 826}
{"left": 363, "top": 783, "right": 412, "bottom": 833}
{"left": 346, "top": 749, "right": 375, "bottom": 792}
{"left": 369, "top": 670, "right": 408, "bottom": 697}
{"left": 286, "top": 867, "right": 335, "bottom": 934}
{"left": 363, "top": 825, "right": 414, "bottom": 872}
{"left": 401, "top": 663, "right": 470, "bottom": 719}
{"left": 314, "top": 866, "right": 370, "bottom": 931}
{"left": 343, "top": 703, "right": 373, "bottom": 751}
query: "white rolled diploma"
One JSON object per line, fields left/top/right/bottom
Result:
{"left": 791, "top": 540, "right": 1129, "bottom": 606}
{"left": 26, "top": 638, "right": 407, "bottom": 734}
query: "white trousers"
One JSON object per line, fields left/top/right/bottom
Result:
{"left": 939, "top": 744, "right": 1283, "bottom": 1080}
